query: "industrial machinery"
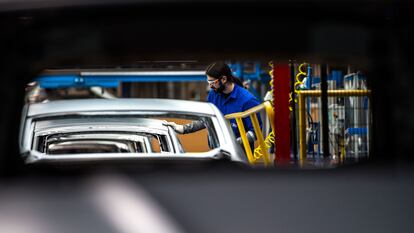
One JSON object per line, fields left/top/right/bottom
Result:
{"left": 298, "top": 67, "right": 371, "bottom": 161}
{"left": 343, "top": 73, "right": 370, "bottom": 158}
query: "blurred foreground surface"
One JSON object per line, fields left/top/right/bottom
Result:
{"left": 1, "top": 163, "right": 414, "bottom": 233}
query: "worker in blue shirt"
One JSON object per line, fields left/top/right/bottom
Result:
{"left": 165, "top": 62, "right": 262, "bottom": 149}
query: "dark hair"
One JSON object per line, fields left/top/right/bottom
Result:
{"left": 205, "top": 62, "right": 243, "bottom": 87}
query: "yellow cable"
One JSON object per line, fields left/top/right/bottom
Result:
{"left": 294, "top": 63, "right": 307, "bottom": 95}
{"left": 268, "top": 61, "right": 274, "bottom": 103}
{"left": 289, "top": 63, "right": 307, "bottom": 111}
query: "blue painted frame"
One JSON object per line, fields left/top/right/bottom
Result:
{"left": 36, "top": 62, "right": 271, "bottom": 89}
{"left": 36, "top": 74, "right": 208, "bottom": 89}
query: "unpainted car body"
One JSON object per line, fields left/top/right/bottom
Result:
{"left": 19, "top": 98, "right": 247, "bottom": 164}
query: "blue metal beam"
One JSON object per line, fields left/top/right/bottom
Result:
{"left": 36, "top": 63, "right": 271, "bottom": 89}
{"left": 36, "top": 73, "right": 207, "bottom": 89}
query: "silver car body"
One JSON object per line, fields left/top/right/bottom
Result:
{"left": 19, "top": 98, "right": 246, "bottom": 164}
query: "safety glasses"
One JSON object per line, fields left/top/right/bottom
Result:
{"left": 206, "top": 79, "right": 219, "bottom": 85}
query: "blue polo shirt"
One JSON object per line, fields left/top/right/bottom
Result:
{"left": 207, "top": 84, "right": 262, "bottom": 138}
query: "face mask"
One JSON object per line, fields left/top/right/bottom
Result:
{"left": 212, "top": 77, "right": 226, "bottom": 93}
{"left": 214, "top": 81, "right": 226, "bottom": 93}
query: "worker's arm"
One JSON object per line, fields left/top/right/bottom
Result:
{"left": 163, "top": 120, "right": 206, "bottom": 134}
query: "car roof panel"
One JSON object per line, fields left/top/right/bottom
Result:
{"left": 27, "top": 98, "right": 216, "bottom": 117}
{"left": 34, "top": 117, "right": 168, "bottom": 132}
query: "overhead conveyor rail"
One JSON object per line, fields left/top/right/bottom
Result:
{"left": 36, "top": 71, "right": 207, "bottom": 89}
{"left": 36, "top": 63, "right": 271, "bottom": 89}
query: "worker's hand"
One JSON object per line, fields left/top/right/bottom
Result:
{"left": 236, "top": 131, "right": 256, "bottom": 145}
{"left": 163, "top": 121, "right": 185, "bottom": 134}
{"left": 236, "top": 137, "right": 243, "bottom": 145}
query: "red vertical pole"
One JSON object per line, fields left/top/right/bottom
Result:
{"left": 274, "top": 63, "right": 291, "bottom": 165}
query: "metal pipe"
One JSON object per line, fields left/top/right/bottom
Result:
{"left": 235, "top": 117, "right": 254, "bottom": 165}
{"left": 225, "top": 103, "right": 266, "bottom": 119}
{"left": 251, "top": 113, "right": 270, "bottom": 166}
{"left": 290, "top": 62, "right": 298, "bottom": 160}
{"left": 225, "top": 101, "right": 276, "bottom": 166}
{"left": 298, "top": 93, "right": 307, "bottom": 161}
{"left": 321, "top": 65, "right": 329, "bottom": 158}
{"left": 263, "top": 101, "right": 275, "bottom": 133}
{"left": 298, "top": 90, "right": 371, "bottom": 97}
